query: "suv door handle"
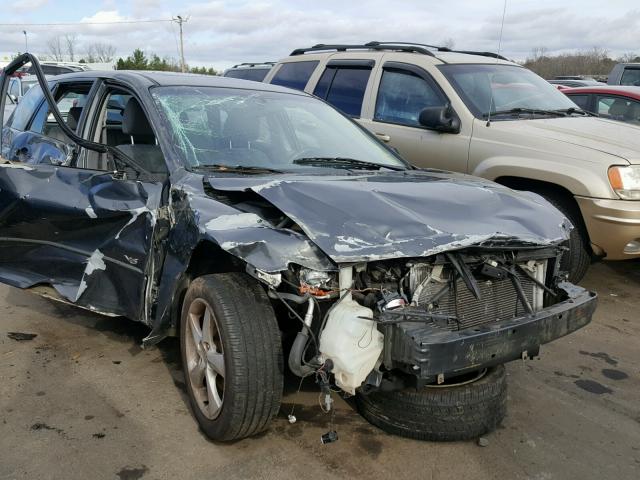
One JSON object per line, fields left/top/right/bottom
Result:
{"left": 375, "top": 133, "right": 391, "bottom": 142}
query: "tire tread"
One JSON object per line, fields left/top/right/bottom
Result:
{"left": 180, "top": 273, "right": 283, "bottom": 441}
{"left": 356, "top": 366, "right": 507, "bottom": 441}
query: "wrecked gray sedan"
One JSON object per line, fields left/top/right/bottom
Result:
{"left": 0, "top": 55, "right": 597, "bottom": 442}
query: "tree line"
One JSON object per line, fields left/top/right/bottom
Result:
{"left": 115, "top": 49, "right": 218, "bottom": 75}
{"left": 523, "top": 47, "right": 640, "bottom": 79}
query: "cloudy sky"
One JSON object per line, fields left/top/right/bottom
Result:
{"left": 1, "top": 0, "right": 638, "bottom": 70}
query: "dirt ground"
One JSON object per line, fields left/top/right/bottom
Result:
{"left": 1, "top": 260, "right": 639, "bottom": 480}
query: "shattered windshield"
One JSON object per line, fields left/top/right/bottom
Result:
{"left": 439, "top": 64, "right": 578, "bottom": 119}
{"left": 151, "top": 86, "right": 406, "bottom": 170}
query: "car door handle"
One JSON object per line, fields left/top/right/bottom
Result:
{"left": 375, "top": 133, "right": 391, "bottom": 142}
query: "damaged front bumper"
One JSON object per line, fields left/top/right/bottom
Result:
{"left": 381, "top": 282, "right": 597, "bottom": 382}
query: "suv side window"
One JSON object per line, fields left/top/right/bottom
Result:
{"left": 374, "top": 68, "right": 446, "bottom": 127}
{"left": 620, "top": 68, "right": 640, "bottom": 86}
{"left": 5, "top": 83, "right": 44, "bottom": 131}
{"left": 270, "top": 61, "right": 319, "bottom": 91}
{"left": 313, "top": 66, "right": 371, "bottom": 117}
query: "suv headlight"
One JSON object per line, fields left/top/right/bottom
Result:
{"left": 608, "top": 165, "right": 640, "bottom": 200}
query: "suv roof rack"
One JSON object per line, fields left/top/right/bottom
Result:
{"left": 367, "top": 42, "right": 509, "bottom": 61}
{"left": 231, "top": 62, "right": 276, "bottom": 68}
{"left": 290, "top": 41, "right": 508, "bottom": 61}
{"left": 290, "top": 43, "right": 436, "bottom": 57}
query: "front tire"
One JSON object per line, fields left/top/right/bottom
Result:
{"left": 356, "top": 366, "right": 507, "bottom": 441}
{"left": 180, "top": 273, "right": 283, "bottom": 441}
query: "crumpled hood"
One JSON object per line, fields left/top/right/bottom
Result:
{"left": 206, "top": 170, "right": 570, "bottom": 264}
{"left": 488, "top": 117, "right": 640, "bottom": 163}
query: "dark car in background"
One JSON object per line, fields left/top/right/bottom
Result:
{"left": 20, "top": 61, "right": 87, "bottom": 77}
{"left": 222, "top": 62, "right": 275, "bottom": 82}
{"left": 608, "top": 63, "right": 640, "bottom": 86}
{"left": 4, "top": 75, "right": 46, "bottom": 123}
{"left": 548, "top": 78, "right": 602, "bottom": 88}
{"left": 563, "top": 85, "right": 640, "bottom": 125}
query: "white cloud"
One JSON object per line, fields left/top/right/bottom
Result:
{"left": 12, "top": 0, "right": 49, "bottom": 14}
{"left": 0, "top": 1, "right": 638, "bottom": 70}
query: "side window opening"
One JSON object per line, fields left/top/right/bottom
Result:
{"left": 84, "top": 89, "right": 166, "bottom": 174}
{"left": 270, "top": 61, "right": 319, "bottom": 91}
{"left": 313, "top": 66, "right": 371, "bottom": 117}
{"left": 374, "top": 69, "right": 446, "bottom": 127}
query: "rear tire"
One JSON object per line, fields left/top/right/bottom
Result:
{"left": 356, "top": 366, "right": 507, "bottom": 441}
{"left": 535, "top": 190, "right": 591, "bottom": 283}
{"left": 180, "top": 272, "right": 283, "bottom": 441}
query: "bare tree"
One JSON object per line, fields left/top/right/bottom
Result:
{"left": 84, "top": 44, "right": 96, "bottom": 63}
{"left": 64, "top": 34, "right": 78, "bottom": 61}
{"left": 93, "top": 43, "right": 116, "bottom": 62}
{"left": 529, "top": 46, "right": 548, "bottom": 62}
{"left": 618, "top": 52, "right": 640, "bottom": 63}
{"left": 47, "top": 36, "right": 64, "bottom": 61}
{"left": 524, "top": 46, "right": 616, "bottom": 79}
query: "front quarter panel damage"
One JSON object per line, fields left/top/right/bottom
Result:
{"left": 146, "top": 172, "right": 335, "bottom": 345}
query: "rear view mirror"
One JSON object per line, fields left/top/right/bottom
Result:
{"left": 8, "top": 93, "right": 18, "bottom": 104}
{"left": 418, "top": 104, "right": 461, "bottom": 134}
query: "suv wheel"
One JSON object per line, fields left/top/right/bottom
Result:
{"left": 356, "top": 366, "right": 507, "bottom": 441}
{"left": 535, "top": 190, "right": 591, "bottom": 283}
{"left": 180, "top": 273, "right": 283, "bottom": 441}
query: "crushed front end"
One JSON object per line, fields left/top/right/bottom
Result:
{"left": 278, "top": 245, "right": 597, "bottom": 394}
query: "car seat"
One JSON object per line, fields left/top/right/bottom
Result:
{"left": 115, "top": 99, "right": 167, "bottom": 174}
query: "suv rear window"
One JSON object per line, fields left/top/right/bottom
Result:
{"left": 313, "top": 67, "right": 371, "bottom": 117}
{"left": 270, "top": 61, "right": 319, "bottom": 91}
{"left": 224, "top": 68, "right": 271, "bottom": 82}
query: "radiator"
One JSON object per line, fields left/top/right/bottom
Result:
{"left": 411, "top": 261, "right": 545, "bottom": 331}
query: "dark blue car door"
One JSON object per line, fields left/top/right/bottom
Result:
{"left": 0, "top": 78, "right": 165, "bottom": 322}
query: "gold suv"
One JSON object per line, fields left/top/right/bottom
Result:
{"left": 265, "top": 42, "right": 640, "bottom": 282}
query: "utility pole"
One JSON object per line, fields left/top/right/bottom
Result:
{"left": 173, "top": 15, "right": 188, "bottom": 73}
{"left": 23, "top": 30, "right": 28, "bottom": 52}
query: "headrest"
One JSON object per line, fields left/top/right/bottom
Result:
{"left": 608, "top": 99, "right": 629, "bottom": 117}
{"left": 67, "top": 106, "right": 82, "bottom": 131}
{"left": 122, "top": 98, "right": 154, "bottom": 139}
{"left": 206, "top": 105, "right": 222, "bottom": 135}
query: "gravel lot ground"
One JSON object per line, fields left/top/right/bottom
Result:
{"left": 1, "top": 260, "right": 639, "bottom": 480}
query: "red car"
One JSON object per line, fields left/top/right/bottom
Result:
{"left": 562, "top": 85, "right": 640, "bottom": 125}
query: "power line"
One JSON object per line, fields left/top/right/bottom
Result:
{"left": 0, "top": 19, "right": 174, "bottom": 27}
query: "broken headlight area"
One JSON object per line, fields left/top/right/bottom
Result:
{"left": 269, "top": 246, "right": 596, "bottom": 397}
